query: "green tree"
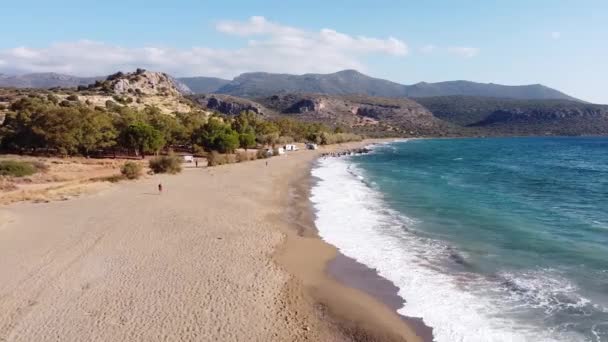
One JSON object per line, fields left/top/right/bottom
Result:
{"left": 175, "top": 111, "right": 206, "bottom": 147}
{"left": 120, "top": 122, "right": 165, "bottom": 157}
{"left": 0, "top": 110, "right": 44, "bottom": 152}
{"left": 238, "top": 131, "right": 256, "bottom": 150}
{"left": 216, "top": 130, "right": 240, "bottom": 153}
{"left": 76, "top": 108, "right": 117, "bottom": 156}
{"left": 232, "top": 110, "right": 259, "bottom": 134}
{"left": 148, "top": 111, "right": 186, "bottom": 147}
{"left": 197, "top": 117, "right": 239, "bottom": 153}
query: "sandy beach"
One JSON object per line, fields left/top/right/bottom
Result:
{"left": 0, "top": 141, "right": 425, "bottom": 342}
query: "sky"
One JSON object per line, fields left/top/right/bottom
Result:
{"left": 0, "top": 0, "right": 606, "bottom": 103}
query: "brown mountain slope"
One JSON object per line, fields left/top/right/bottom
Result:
{"left": 255, "top": 94, "right": 460, "bottom": 136}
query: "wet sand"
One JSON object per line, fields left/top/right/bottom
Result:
{"left": 0, "top": 141, "right": 429, "bottom": 341}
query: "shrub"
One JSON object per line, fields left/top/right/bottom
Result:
{"left": 105, "top": 100, "right": 121, "bottom": 110}
{"left": 192, "top": 144, "right": 205, "bottom": 155}
{"left": 47, "top": 94, "right": 59, "bottom": 104}
{"left": 272, "top": 147, "right": 280, "bottom": 156}
{"left": 256, "top": 149, "right": 270, "bottom": 159}
{"left": 120, "top": 161, "right": 143, "bottom": 179}
{"left": 237, "top": 151, "right": 250, "bottom": 162}
{"left": 149, "top": 155, "right": 182, "bottom": 174}
{"left": 66, "top": 94, "right": 79, "bottom": 101}
{"left": 91, "top": 175, "right": 124, "bottom": 183}
{"left": 31, "top": 161, "right": 49, "bottom": 172}
{"left": 59, "top": 100, "right": 74, "bottom": 107}
{"left": 319, "top": 132, "right": 362, "bottom": 145}
{"left": 0, "top": 104, "right": 6, "bottom": 110}
{"left": 226, "top": 154, "right": 237, "bottom": 164}
{"left": 207, "top": 151, "right": 226, "bottom": 166}
{"left": 0, "top": 160, "right": 38, "bottom": 177}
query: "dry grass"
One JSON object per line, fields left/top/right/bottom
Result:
{"left": 0, "top": 155, "right": 131, "bottom": 205}
{"left": 0, "top": 180, "right": 112, "bottom": 205}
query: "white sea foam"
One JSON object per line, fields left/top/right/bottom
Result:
{"left": 310, "top": 157, "right": 587, "bottom": 342}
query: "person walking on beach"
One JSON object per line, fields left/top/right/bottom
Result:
{"left": 158, "top": 183, "right": 163, "bottom": 194}
{"left": 195, "top": 158, "right": 198, "bottom": 168}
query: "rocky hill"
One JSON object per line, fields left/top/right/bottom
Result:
{"left": 0, "top": 70, "right": 199, "bottom": 115}
{"left": 254, "top": 93, "right": 460, "bottom": 136}
{"left": 178, "top": 70, "right": 581, "bottom": 102}
{"left": 190, "top": 94, "right": 274, "bottom": 116}
{"left": 0, "top": 71, "right": 193, "bottom": 95}
{"left": 188, "top": 92, "right": 458, "bottom": 136}
{"left": 189, "top": 92, "right": 608, "bottom": 136}
{"left": 415, "top": 96, "right": 608, "bottom": 135}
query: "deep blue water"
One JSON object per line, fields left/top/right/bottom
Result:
{"left": 317, "top": 137, "right": 608, "bottom": 341}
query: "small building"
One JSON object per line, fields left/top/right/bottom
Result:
{"left": 182, "top": 155, "right": 194, "bottom": 163}
{"left": 284, "top": 144, "right": 298, "bottom": 151}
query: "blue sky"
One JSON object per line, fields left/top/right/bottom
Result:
{"left": 1, "top": 0, "right": 606, "bottom": 103}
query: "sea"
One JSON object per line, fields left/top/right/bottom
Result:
{"left": 310, "top": 137, "right": 608, "bottom": 342}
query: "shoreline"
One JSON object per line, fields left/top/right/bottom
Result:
{"left": 318, "top": 141, "right": 433, "bottom": 340}
{"left": 0, "top": 139, "right": 430, "bottom": 341}
{"left": 274, "top": 139, "right": 433, "bottom": 342}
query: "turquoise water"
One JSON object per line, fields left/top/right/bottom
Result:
{"left": 312, "top": 137, "right": 608, "bottom": 341}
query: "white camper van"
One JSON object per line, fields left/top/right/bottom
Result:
{"left": 284, "top": 144, "right": 298, "bottom": 151}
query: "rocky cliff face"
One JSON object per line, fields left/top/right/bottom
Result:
{"left": 101, "top": 70, "right": 192, "bottom": 96}
{"left": 190, "top": 94, "right": 272, "bottom": 116}
{"left": 256, "top": 94, "right": 457, "bottom": 136}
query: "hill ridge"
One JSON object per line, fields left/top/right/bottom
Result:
{"left": 0, "top": 70, "right": 581, "bottom": 102}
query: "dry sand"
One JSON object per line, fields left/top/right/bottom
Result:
{"left": 0, "top": 141, "right": 424, "bottom": 342}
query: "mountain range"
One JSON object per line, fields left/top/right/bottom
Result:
{"left": 180, "top": 70, "right": 580, "bottom": 102}
{"left": 0, "top": 70, "right": 582, "bottom": 102}
{"left": 2, "top": 69, "right": 607, "bottom": 137}
{"left": 0, "top": 73, "right": 103, "bottom": 89}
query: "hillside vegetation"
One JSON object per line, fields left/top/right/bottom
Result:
{"left": 0, "top": 90, "right": 361, "bottom": 157}
{"left": 415, "top": 96, "right": 608, "bottom": 135}
{"left": 2, "top": 69, "right": 607, "bottom": 153}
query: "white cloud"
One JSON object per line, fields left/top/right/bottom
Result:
{"left": 0, "top": 16, "right": 408, "bottom": 77}
{"left": 551, "top": 31, "right": 561, "bottom": 40}
{"left": 447, "top": 46, "right": 480, "bottom": 58}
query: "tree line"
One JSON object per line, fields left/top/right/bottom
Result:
{"left": 0, "top": 94, "right": 361, "bottom": 157}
